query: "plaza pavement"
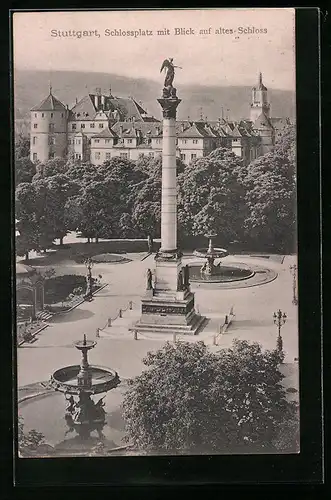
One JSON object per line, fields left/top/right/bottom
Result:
{"left": 17, "top": 243, "right": 299, "bottom": 391}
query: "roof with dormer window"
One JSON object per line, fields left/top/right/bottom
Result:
{"left": 122, "top": 127, "right": 138, "bottom": 139}
{"left": 178, "top": 122, "right": 211, "bottom": 138}
{"left": 91, "top": 127, "right": 118, "bottom": 139}
{"left": 112, "top": 121, "right": 162, "bottom": 138}
{"left": 68, "top": 92, "right": 158, "bottom": 123}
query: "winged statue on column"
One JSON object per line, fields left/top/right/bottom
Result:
{"left": 160, "top": 58, "right": 182, "bottom": 98}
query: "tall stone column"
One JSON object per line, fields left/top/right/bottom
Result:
{"left": 158, "top": 99, "right": 181, "bottom": 252}
{"left": 131, "top": 88, "right": 205, "bottom": 335}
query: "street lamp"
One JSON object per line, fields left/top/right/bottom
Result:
{"left": 273, "top": 309, "right": 287, "bottom": 355}
{"left": 84, "top": 257, "right": 94, "bottom": 300}
{"left": 289, "top": 264, "right": 298, "bottom": 305}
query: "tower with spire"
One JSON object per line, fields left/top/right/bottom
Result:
{"left": 250, "top": 72, "right": 270, "bottom": 122}
{"left": 250, "top": 72, "right": 274, "bottom": 155}
{"left": 30, "top": 85, "right": 68, "bottom": 163}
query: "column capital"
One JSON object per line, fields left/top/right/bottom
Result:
{"left": 157, "top": 97, "right": 181, "bottom": 119}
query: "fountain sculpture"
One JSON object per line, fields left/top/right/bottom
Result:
{"left": 50, "top": 334, "right": 120, "bottom": 440}
{"left": 194, "top": 233, "right": 229, "bottom": 275}
{"left": 190, "top": 234, "right": 254, "bottom": 283}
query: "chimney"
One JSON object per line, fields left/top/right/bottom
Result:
{"left": 101, "top": 95, "right": 105, "bottom": 109}
{"left": 75, "top": 97, "right": 78, "bottom": 104}
{"left": 94, "top": 94, "right": 99, "bottom": 110}
{"left": 181, "top": 123, "right": 185, "bottom": 132}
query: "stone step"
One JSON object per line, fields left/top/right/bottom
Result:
{"left": 151, "top": 295, "right": 178, "bottom": 301}
{"left": 130, "top": 314, "right": 207, "bottom": 336}
{"left": 153, "top": 290, "right": 177, "bottom": 298}
{"left": 36, "top": 311, "right": 53, "bottom": 321}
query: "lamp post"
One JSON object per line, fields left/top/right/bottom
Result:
{"left": 289, "top": 264, "right": 298, "bottom": 305}
{"left": 84, "top": 257, "right": 94, "bottom": 300}
{"left": 273, "top": 309, "right": 287, "bottom": 356}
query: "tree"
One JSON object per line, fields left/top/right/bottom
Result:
{"left": 66, "top": 157, "right": 148, "bottom": 240}
{"left": 15, "top": 157, "right": 36, "bottom": 185}
{"left": 272, "top": 409, "right": 300, "bottom": 453}
{"left": 274, "top": 123, "right": 296, "bottom": 169}
{"left": 177, "top": 148, "right": 247, "bottom": 244}
{"left": 65, "top": 179, "right": 116, "bottom": 241}
{"left": 32, "top": 157, "right": 68, "bottom": 181}
{"left": 34, "top": 174, "right": 76, "bottom": 245}
{"left": 122, "top": 339, "right": 297, "bottom": 454}
{"left": 18, "top": 416, "right": 46, "bottom": 456}
{"left": 15, "top": 133, "right": 30, "bottom": 159}
{"left": 243, "top": 150, "right": 296, "bottom": 252}
{"left": 15, "top": 183, "right": 41, "bottom": 259}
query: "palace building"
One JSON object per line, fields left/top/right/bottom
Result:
{"left": 29, "top": 74, "right": 291, "bottom": 166}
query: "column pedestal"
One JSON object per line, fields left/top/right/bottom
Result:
{"left": 132, "top": 251, "right": 206, "bottom": 335}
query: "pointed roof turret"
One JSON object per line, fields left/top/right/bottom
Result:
{"left": 255, "top": 72, "right": 267, "bottom": 91}
{"left": 31, "top": 91, "right": 66, "bottom": 112}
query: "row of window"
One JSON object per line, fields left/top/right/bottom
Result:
{"left": 71, "top": 122, "right": 104, "bottom": 130}
{"left": 33, "top": 123, "right": 56, "bottom": 131}
{"left": 93, "top": 138, "right": 112, "bottom": 144}
{"left": 94, "top": 152, "right": 112, "bottom": 160}
{"left": 93, "top": 151, "right": 155, "bottom": 160}
{"left": 180, "top": 153, "right": 197, "bottom": 161}
{"left": 32, "top": 152, "right": 55, "bottom": 160}
{"left": 32, "top": 136, "right": 56, "bottom": 145}
{"left": 181, "top": 139, "right": 199, "bottom": 144}
{"left": 33, "top": 112, "right": 65, "bottom": 118}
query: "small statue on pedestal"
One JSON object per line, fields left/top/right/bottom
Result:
{"left": 183, "top": 265, "right": 190, "bottom": 289}
{"left": 177, "top": 269, "right": 183, "bottom": 291}
{"left": 146, "top": 268, "right": 153, "bottom": 290}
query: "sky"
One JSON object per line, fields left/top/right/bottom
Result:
{"left": 13, "top": 9, "right": 295, "bottom": 90}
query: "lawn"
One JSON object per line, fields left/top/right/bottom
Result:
{"left": 25, "top": 240, "right": 156, "bottom": 267}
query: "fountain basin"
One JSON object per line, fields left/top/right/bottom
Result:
{"left": 51, "top": 365, "right": 120, "bottom": 395}
{"left": 19, "top": 386, "right": 126, "bottom": 454}
{"left": 189, "top": 264, "right": 255, "bottom": 283}
{"left": 194, "top": 247, "right": 229, "bottom": 259}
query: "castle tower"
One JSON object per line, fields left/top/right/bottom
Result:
{"left": 250, "top": 72, "right": 270, "bottom": 123}
{"left": 30, "top": 86, "right": 68, "bottom": 163}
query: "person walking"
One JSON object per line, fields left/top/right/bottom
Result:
{"left": 147, "top": 234, "right": 153, "bottom": 254}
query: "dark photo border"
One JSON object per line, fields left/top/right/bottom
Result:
{"left": 2, "top": 6, "right": 323, "bottom": 495}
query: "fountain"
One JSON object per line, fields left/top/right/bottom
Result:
{"left": 50, "top": 334, "right": 120, "bottom": 440}
{"left": 190, "top": 234, "right": 255, "bottom": 283}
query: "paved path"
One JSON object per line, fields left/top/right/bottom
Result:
{"left": 17, "top": 249, "right": 299, "bottom": 387}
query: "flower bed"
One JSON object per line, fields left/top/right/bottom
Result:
{"left": 44, "top": 274, "right": 87, "bottom": 304}
{"left": 17, "top": 320, "right": 47, "bottom": 344}
{"left": 43, "top": 274, "right": 103, "bottom": 312}
{"left": 91, "top": 253, "right": 131, "bottom": 264}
